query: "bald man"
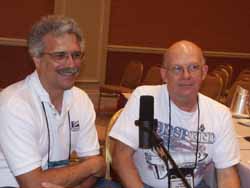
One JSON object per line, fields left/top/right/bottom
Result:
{"left": 110, "top": 40, "right": 240, "bottom": 188}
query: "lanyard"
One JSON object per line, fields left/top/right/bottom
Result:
{"left": 167, "top": 95, "right": 200, "bottom": 169}
{"left": 41, "top": 102, "right": 71, "bottom": 168}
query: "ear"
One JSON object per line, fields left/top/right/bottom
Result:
{"left": 32, "top": 57, "right": 42, "bottom": 69}
{"left": 201, "top": 64, "right": 208, "bottom": 80}
{"left": 160, "top": 67, "right": 168, "bottom": 83}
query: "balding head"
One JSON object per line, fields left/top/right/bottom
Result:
{"left": 160, "top": 40, "right": 208, "bottom": 110}
{"left": 163, "top": 40, "right": 205, "bottom": 67}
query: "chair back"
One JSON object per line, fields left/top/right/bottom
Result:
{"left": 121, "top": 61, "right": 143, "bottom": 89}
{"left": 217, "top": 64, "right": 233, "bottom": 88}
{"left": 238, "top": 75, "right": 250, "bottom": 81}
{"left": 200, "top": 73, "right": 223, "bottom": 101}
{"left": 141, "top": 66, "right": 163, "bottom": 85}
{"left": 104, "top": 108, "right": 123, "bottom": 179}
{"left": 236, "top": 71, "right": 250, "bottom": 81}
{"left": 211, "top": 68, "right": 229, "bottom": 96}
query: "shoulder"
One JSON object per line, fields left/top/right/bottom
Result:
{"left": 70, "top": 86, "right": 95, "bottom": 109}
{"left": 133, "top": 84, "right": 166, "bottom": 97}
{"left": 0, "top": 79, "right": 32, "bottom": 110}
{"left": 71, "top": 86, "right": 89, "bottom": 98}
{"left": 0, "top": 80, "right": 38, "bottom": 132}
{"left": 199, "top": 93, "right": 231, "bottom": 115}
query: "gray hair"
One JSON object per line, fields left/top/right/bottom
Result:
{"left": 27, "top": 15, "right": 85, "bottom": 57}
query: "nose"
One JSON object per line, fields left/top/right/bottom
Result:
{"left": 182, "top": 68, "right": 191, "bottom": 79}
{"left": 65, "top": 53, "right": 75, "bottom": 67}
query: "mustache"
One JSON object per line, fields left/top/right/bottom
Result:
{"left": 56, "top": 67, "right": 80, "bottom": 75}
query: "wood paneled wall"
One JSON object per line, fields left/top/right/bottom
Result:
{"left": 106, "top": 0, "right": 250, "bottom": 85}
{"left": 1, "top": 1, "right": 250, "bottom": 88}
{"left": 0, "top": 1, "right": 54, "bottom": 88}
{"left": 0, "top": 1, "right": 110, "bottom": 89}
{"left": 0, "top": 46, "right": 34, "bottom": 87}
{"left": 108, "top": 1, "right": 250, "bottom": 52}
{"left": 0, "top": 1, "right": 54, "bottom": 38}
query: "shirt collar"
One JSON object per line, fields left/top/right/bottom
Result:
{"left": 28, "top": 71, "right": 73, "bottom": 111}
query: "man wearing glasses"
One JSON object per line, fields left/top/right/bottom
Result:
{"left": 109, "top": 40, "right": 241, "bottom": 188}
{"left": 0, "top": 15, "right": 105, "bottom": 188}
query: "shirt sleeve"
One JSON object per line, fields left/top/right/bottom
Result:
{"left": 212, "top": 108, "right": 240, "bottom": 169}
{"left": 109, "top": 88, "right": 141, "bottom": 150}
{"left": 74, "top": 92, "right": 100, "bottom": 157}
{"left": 0, "top": 98, "right": 42, "bottom": 176}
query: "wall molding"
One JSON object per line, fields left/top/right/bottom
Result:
{"left": 108, "top": 44, "right": 250, "bottom": 59}
{"left": 2, "top": 38, "right": 250, "bottom": 59}
{"left": 0, "top": 37, "right": 26, "bottom": 47}
{"left": 76, "top": 79, "right": 100, "bottom": 84}
{"left": 0, "top": 37, "right": 100, "bottom": 86}
{"left": 75, "top": 80, "right": 100, "bottom": 90}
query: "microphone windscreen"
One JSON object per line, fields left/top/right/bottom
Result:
{"left": 139, "top": 95, "right": 154, "bottom": 121}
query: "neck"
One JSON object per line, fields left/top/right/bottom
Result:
{"left": 49, "top": 90, "right": 63, "bottom": 113}
{"left": 42, "top": 83, "right": 64, "bottom": 113}
{"left": 170, "top": 95, "right": 198, "bottom": 112}
{"left": 38, "top": 74, "right": 64, "bottom": 113}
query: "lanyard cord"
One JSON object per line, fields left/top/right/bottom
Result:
{"left": 68, "top": 111, "right": 71, "bottom": 159}
{"left": 195, "top": 98, "right": 200, "bottom": 167}
{"left": 41, "top": 102, "right": 71, "bottom": 165}
{"left": 167, "top": 95, "right": 200, "bottom": 169}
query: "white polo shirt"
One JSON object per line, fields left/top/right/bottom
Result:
{"left": 0, "top": 71, "right": 100, "bottom": 187}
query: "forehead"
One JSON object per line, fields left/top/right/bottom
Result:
{"left": 169, "top": 53, "right": 202, "bottom": 66}
{"left": 43, "top": 33, "right": 80, "bottom": 51}
{"left": 164, "top": 44, "right": 203, "bottom": 66}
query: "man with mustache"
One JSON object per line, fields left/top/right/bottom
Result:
{"left": 0, "top": 15, "right": 105, "bottom": 188}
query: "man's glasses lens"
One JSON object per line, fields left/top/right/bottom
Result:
{"left": 167, "top": 64, "right": 202, "bottom": 75}
{"left": 43, "top": 51, "right": 84, "bottom": 63}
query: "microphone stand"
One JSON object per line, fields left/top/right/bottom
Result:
{"left": 135, "top": 119, "right": 192, "bottom": 188}
{"left": 151, "top": 128, "right": 192, "bottom": 188}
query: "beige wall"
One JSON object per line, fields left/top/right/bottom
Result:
{"left": 54, "top": 0, "right": 111, "bottom": 107}
{"left": 55, "top": 0, "right": 111, "bottom": 89}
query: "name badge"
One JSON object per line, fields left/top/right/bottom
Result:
{"left": 168, "top": 168, "right": 194, "bottom": 188}
{"left": 48, "top": 159, "right": 69, "bottom": 169}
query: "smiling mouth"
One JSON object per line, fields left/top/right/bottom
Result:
{"left": 56, "top": 67, "right": 80, "bottom": 76}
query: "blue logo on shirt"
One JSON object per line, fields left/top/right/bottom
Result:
{"left": 71, "top": 120, "right": 80, "bottom": 132}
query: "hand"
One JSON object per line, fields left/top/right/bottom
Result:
{"left": 41, "top": 182, "right": 65, "bottom": 188}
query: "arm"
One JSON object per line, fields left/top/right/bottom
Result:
{"left": 16, "top": 155, "right": 105, "bottom": 188}
{"left": 111, "top": 139, "right": 143, "bottom": 188}
{"left": 42, "top": 182, "right": 65, "bottom": 188}
{"left": 216, "top": 165, "right": 240, "bottom": 188}
{"left": 76, "top": 156, "right": 104, "bottom": 188}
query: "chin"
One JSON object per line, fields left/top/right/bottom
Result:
{"left": 61, "top": 82, "right": 75, "bottom": 90}
{"left": 64, "top": 86, "right": 74, "bottom": 90}
{"left": 176, "top": 90, "right": 197, "bottom": 99}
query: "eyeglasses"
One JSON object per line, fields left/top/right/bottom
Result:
{"left": 42, "top": 51, "right": 84, "bottom": 64}
{"left": 164, "top": 64, "right": 202, "bottom": 76}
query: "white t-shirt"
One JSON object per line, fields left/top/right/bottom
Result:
{"left": 110, "top": 85, "right": 240, "bottom": 188}
{"left": 0, "top": 71, "right": 100, "bottom": 187}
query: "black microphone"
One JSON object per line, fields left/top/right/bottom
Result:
{"left": 135, "top": 97, "right": 192, "bottom": 188}
{"left": 135, "top": 95, "right": 157, "bottom": 149}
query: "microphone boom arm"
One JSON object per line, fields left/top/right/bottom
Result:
{"left": 152, "top": 128, "right": 192, "bottom": 188}
{"left": 135, "top": 119, "right": 192, "bottom": 188}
